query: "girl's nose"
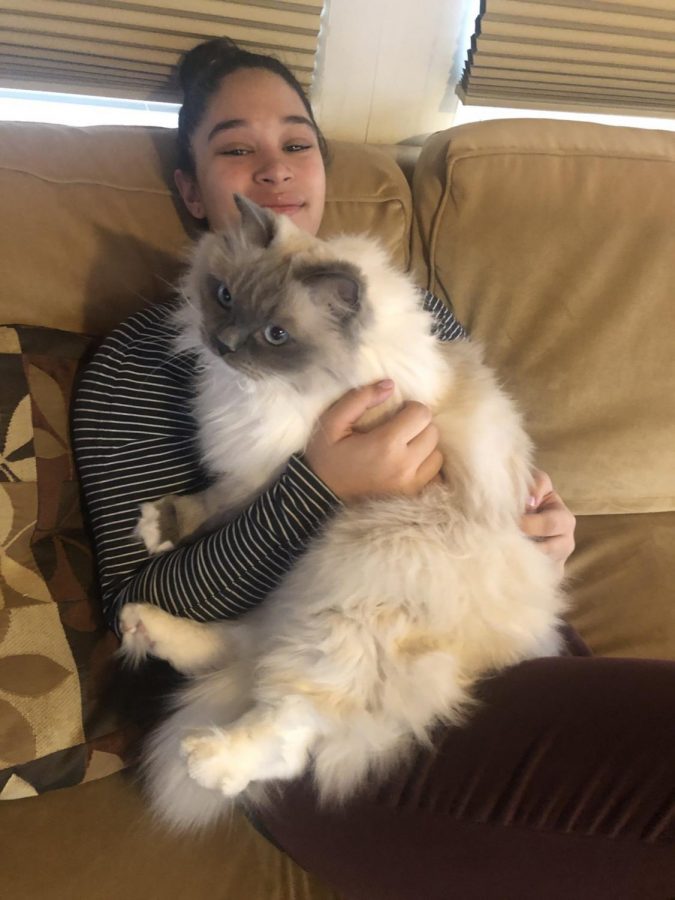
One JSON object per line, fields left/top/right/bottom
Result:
{"left": 254, "top": 156, "right": 293, "bottom": 185}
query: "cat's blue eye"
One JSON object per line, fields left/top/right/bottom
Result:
{"left": 217, "top": 283, "right": 233, "bottom": 308}
{"left": 263, "top": 325, "right": 289, "bottom": 346}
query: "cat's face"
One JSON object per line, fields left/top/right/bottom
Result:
{"left": 188, "top": 197, "right": 369, "bottom": 388}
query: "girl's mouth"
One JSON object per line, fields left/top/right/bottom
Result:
{"left": 261, "top": 203, "right": 304, "bottom": 217}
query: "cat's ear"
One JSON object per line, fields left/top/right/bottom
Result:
{"left": 234, "top": 194, "right": 277, "bottom": 248}
{"left": 299, "top": 262, "right": 364, "bottom": 321}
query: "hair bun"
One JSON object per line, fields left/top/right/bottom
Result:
{"left": 178, "top": 37, "right": 242, "bottom": 94}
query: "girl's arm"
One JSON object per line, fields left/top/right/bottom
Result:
{"left": 74, "top": 304, "right": 445, "bottom": 637}
{"left": 73, "top": 304, "right": 342, "bottom": 637}
{"left": 106, "top": 454, "right": 340, "bottom": 636}
{"left": 421, "top": 289, "right": 467, "bottom": 342}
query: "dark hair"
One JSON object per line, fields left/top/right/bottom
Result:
{"left": 176, "top": 37, "right": 329, "bottom": 174}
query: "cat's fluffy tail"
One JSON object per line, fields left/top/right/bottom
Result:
{"left": 141, "top": 663, "right": 253, "bottom": 831}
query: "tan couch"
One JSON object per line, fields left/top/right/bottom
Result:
{"left": 1, "top": 117, "right": 673, "bottom": 899}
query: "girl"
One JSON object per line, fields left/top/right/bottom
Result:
{"left": 73, "top": 37, "right": 674, "bottom": 900}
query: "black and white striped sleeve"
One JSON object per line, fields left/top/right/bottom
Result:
{"left": 420, "top": 289, "right": 468, "bottom": 341}
{"left": 72, "top": 303, "right": 340, "bottom": 636}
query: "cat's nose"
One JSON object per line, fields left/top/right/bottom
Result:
{"left": 215, "top": 327, "right": 245, "bottom": 354}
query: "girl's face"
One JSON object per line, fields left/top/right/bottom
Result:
{"left": 175, "top": 68, "right": 326, "bottom": 236}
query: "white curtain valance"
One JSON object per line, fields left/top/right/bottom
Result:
{"left": 458, "top": 0, "right": 675, "bottom": 117}
{"left": 0, "top": 0, "right": 323, "bottom": 100}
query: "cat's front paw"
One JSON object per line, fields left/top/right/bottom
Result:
{"left": 118, "top": 602, "right": 183, "bottom": 668}
{"left": 135, "top": 496, "right": 180, "bottom": 554}
{"left": 181, "top": 730, "right": 252, "bottom": 798}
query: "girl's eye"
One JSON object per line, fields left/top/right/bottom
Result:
{"left": 217, "top": 283, "right": 233, "bottom": 308}
{"left": 263, "top": 325, "right": 289, "bottom": 346}
{"left": 220, "top": 148, "right": 250, "bottom": 156}
{"left": 285, "top": 143, "right": 311, "bottom": 153}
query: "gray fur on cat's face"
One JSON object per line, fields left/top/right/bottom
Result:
{"left": 194, "top": 197, "right": 370, "bottom": 388}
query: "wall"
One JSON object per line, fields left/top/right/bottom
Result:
{"left": 312, "top": 0, "right": 477, "bottom": 145}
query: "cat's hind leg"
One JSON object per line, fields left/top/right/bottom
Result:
{"left": 119, "top": 603, "right": 247, "bottom": 675}
{"left": 180, "top": 696, "right": 320, "bottom": 797}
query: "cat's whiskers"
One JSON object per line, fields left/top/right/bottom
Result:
{"left": 144, "top": 346, "right": 196, "bottom": 379}
{"left": 156, "top": 274, "right": 179, "bottom": 292}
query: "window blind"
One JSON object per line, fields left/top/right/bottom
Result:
{"left": 458, "top": 0, "right": 675, "bottom": 116}
{"left": 0, "top": 0, "right": 323, "bottom": 100}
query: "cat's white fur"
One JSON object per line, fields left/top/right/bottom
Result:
{"left": 120, "top": 211, "right": 566, "bottom": 832}
{"left": 175, "top": 228, "right": 452, "bottom": 515}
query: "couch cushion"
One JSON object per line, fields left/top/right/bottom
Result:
{"left": 0, "top": 325, "right": 137, "bottom": 798}
{"left": 567, "top": 512, "right": 675, "bottom": 659}
{"left": 0, "top": 124, "right": 412, "bottom": 336}
{"left": 3, "top": 771, "right": 339, "bottom": 900}
{"left": 412, "top": 119, "right": 675, "bottom": 518}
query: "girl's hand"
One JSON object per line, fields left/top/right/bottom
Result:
{"left": 520, "top": 468, "right": 576, "bottom": 577}
{"left": 304, "top": 381, "right": 443, "bottom": 502}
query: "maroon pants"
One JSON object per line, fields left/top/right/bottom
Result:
{"left": 256, "top": 632, "right": 675, "bottom": 900}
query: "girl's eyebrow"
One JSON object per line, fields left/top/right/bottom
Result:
{"left": 207, "top": 115, "right": 315, "bottom": 143}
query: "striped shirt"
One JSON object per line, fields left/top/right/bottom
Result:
{"left": 72, "top": 290, "right": 466, "bottom": 636}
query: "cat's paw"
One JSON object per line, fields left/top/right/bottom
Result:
{"left": 135, "top": 497, "right": 179, "bottom": 554}
{"left": 118, "top": 603, "right": 183, "bottom": 668}
{"left": 181, "top": 730, "right": 252, "bottom": 797}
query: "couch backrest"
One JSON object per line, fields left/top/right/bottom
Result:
{"left": 412, "top": 118, "right": 675, "bottom": 519}
{"left": 0, "top": 123, "right": 412, "bottom": 335}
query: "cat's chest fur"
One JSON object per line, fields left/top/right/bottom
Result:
{"left": 194, "top": 363, "right": 328, "bottom": 492}
{"left": 177, "top": 226, "right": 453, "bottom": 503}
{"left": 194, "top": 309, "right": 450, "bottom": 497}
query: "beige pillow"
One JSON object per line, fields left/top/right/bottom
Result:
{"left": 413, "top": 119, "right": 675, "bottom": 518}
{"left": 0, "top": 124, "right": 412, "bottom": 336}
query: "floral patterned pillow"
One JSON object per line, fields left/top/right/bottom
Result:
{"left": 0, "top": 325, "right": 139, "bottom": 799}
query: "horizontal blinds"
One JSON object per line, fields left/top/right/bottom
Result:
{"left": 0, "top": 0, "right": 323, "bottom": 101}
{"left": 458, "top": 0, "right": 675, "bottom": 116}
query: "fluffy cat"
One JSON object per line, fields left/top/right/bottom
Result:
{"left": 119, "top": 195, "right": 566, "bottom": 831}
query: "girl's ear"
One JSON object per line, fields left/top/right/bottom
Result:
{"left": 174, "top": 169, "right": 206, "bottom": 220}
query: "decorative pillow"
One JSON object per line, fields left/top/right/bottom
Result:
{"left": 0, "top": 325, "right": 139, "bottom": 799}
